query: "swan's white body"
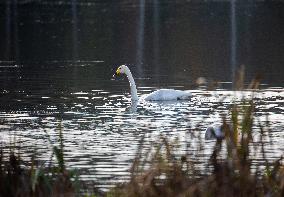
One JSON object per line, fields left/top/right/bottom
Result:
{"left": 115, "top": 65, "right": 191, "bottom": 101}
{"left": 143, "top": 89, "right": 191, "bottom": 101}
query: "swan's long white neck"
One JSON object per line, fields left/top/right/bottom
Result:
{"left": 124, "top": 67, "right": 139, "bottom": 101}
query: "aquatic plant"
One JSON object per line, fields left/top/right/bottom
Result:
{"left": 0, "top": 127, "right": 80, "bottom": 197}
{"left": 107, "top": 74, "right": 284, "bottom": 197}
{"left": 0, "top": 70, "right": 283, "bottom": 197}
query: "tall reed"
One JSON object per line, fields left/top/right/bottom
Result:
{"left": 107, "top": 72, "right": 284, "bottom": 197}
{"left": 0, "top": 126, "right": 80, "bottom": 197}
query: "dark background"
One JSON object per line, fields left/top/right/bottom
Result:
{"left": 0, "top": 0, "right": 283, "bottom": 86}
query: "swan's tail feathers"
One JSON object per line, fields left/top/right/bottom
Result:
{"left": 178, "top": 92, "right": 192, "bottom": 100}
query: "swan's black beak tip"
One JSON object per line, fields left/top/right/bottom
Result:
{"left": 112, "top": 67, "right": 121, "bottom": 80}
{"left": 112, "top": 71, "right": 119, "bottom": 79}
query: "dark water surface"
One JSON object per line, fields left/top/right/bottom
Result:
{"left": 0, "top": 1, "right": 283, "bottom": 191}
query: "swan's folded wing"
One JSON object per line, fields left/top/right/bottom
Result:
{"left": 144, "top": 89, "right": 191, "bottom": 101}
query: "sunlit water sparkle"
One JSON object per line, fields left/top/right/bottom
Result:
{"left": 0, "top": 67, "right": 283, "bottom": 190}
{"left": 0, "top": 1, "right": 284, "bottom": 191}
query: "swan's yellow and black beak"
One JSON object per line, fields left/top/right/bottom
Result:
{"left": 115, "top": 68, "right": 121, "bottom": 76}
{"left": 112, "top": 67, "right": 121, "bottom": 78}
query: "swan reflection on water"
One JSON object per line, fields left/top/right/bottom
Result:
{"left": 128, "top": 100, "right": 138, "bottom": 113}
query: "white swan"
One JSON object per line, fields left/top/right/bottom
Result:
{"left": 205, "top": 124, "right": 225, "bottom": 140}
{"left": 205, "top": 123, "right": 234, "bottom": 140}
{"left": 114, "top": 65, "right": 192, "bottom": 101}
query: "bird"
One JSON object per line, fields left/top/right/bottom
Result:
{"left": 204, "top": 123, "right": 234, "bottom": 140}
{"left": 114, "top": 65, "right": 192, "bottom": 101}
{"left": 205, "top": 123, "right": 225, "bottom": 140}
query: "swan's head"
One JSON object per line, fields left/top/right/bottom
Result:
{"left": 115, "top": 65, "right": 128, "bottom": 76}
